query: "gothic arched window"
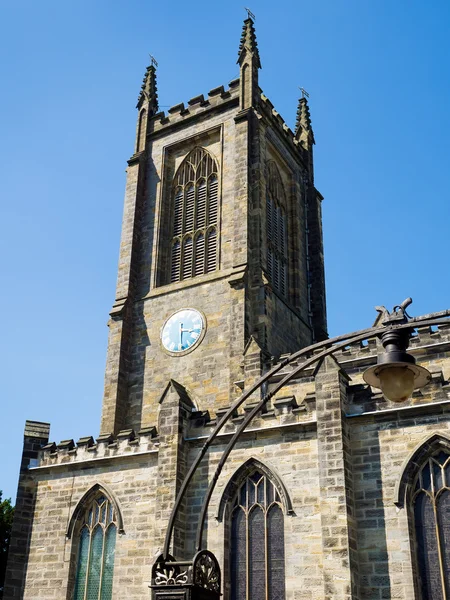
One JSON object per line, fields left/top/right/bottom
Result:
{"left": 170, "top": 147, "right": 219, "bottom": 283}
{"left": 72, "top": 491, "right": 118, "bottom": 600}
{"left": 266, "top": 161, "right": 288, "bottom": 297}
{"left": 412, "top": 449, "right": 450, "bottom": 598}
{"left": 229, "top": 468, "right": 286, "bottom": 600}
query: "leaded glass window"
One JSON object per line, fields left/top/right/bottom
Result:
{"left": 73, "top": 493, "right": 117, "bottom": 600}
{"left": 170, "top": 147, "right": 219, "bottom": 283}
{"left": 266, "top": 161, "right": 288, "bottom": 297}
{"left": 230, "top": 470, "right": 285, "bottom": 600}
{"left": 413, "top": 450, "right": 450, "bottom": 598}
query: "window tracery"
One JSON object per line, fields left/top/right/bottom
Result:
{"left": 412, "top": 449, "right": 450, "bottom": 598}
{"left": 73, "top": 492, "right": 118, "bottom": 600}
{"left": 266, "top": 161, "right": 288, "bottom": 297}
{"left": 229, "top": 468, "right": 286, "bottom": 600}
{"left": 170, "top": 147, "right": 219, "bottom": 283}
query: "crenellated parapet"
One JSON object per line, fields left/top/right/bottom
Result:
{"left": 258, "top": 91, "right": 314, "bottom": 175}
{"left": 146, "top": 79, "right": 240, "bottom": 140}
{"left": 274, "top": 322, "right": 450, "bottom": 372}
{"left": 36, "top": 426, "right": 159, "bottom": 470}
{"left": 264, "top": 322, "right": 450, "bottom": 418}
{"left": 189, "top": 390, "right": 317, "bottom": 443}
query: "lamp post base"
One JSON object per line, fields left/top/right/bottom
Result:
{"left": 150, "top": 551, "right": 221, "bottom": 600}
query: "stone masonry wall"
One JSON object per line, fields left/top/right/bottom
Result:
{"left": 8, "top": 326, "right": 450, "bottom": 600}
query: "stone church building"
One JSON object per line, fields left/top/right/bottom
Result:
{"left": 5, "top": 16, "right": 450, "bottom": 600}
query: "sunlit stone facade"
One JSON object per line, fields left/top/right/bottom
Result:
{"left": 5, "top": 16, "right": 450, "bottom": 600}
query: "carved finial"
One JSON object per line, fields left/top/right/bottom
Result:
{"left": 238, "top": 12, "right": 261, "bottom": 68}
{"left": 137, "top": 58, "right": 158, "bottom": 113}
{"left": 295, "top": 92, "right": 315, "bottom": 147}
{"left": 374, "top": 298, "right": 413, "bottom": 326}
{"left": 244, "top": 7, "right": 255, "bottom": 20}
{"left": 375, "top": 305, "right": 390, "bottom": 322}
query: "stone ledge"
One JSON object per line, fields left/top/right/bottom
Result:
{"left": 185, "top": 419, "right": 317, "bottom": 443}
{"left": 345, "top": 398, "right": 450, "bottom": 420}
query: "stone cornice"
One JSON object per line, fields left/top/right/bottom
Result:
{"left": 185, "top": 419, "right": 317, "bottom": 443}
{"left": 140, "top": 266, "right": 247, "bottom": 301}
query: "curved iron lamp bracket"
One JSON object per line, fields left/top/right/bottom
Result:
{"left": 162, "top": 304, "right": 450, "bottom": 559}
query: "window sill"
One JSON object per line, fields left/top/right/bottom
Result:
{"left": 141, "top": 266, "right": 246, "bottom": 300}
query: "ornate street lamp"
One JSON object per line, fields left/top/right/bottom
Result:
{"left": 363, "top": 298, "right": 431, "bottom": 402}
{"left": 151, "top": 300, "right": 446, "bottom": 600}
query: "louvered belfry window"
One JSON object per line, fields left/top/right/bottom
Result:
{"left": 412, "top": 450, "right": 450, "bottom": 598}
{"left": 266, "top": 161, "right": 288, "bottom": 297}
{"left": 73, "top": 493, "right": 117, "bottom": 600}
{"left": 170, "top": 147, "right": 219, "bottom": 283}
{"left": 230, "top": 469, "right": 286, "bottom": 600}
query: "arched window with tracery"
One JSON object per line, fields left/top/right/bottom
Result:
{"left": 229, "top": 468, "right": 286, "bottom": 600}
{"left": 266, "top": 161, "right": 288, "bottom": 297}
{"left": 411, "top": 448, "right": 450, "bottom": 598}
{"left": 71, "top": 490, "right": 119, "bottom": 600}
{"left": 170, "top": 147, "right": 219, "bottom": 283}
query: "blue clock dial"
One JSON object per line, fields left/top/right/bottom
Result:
{"left": 161, "top": 309, "right": 205, "bottom": 354}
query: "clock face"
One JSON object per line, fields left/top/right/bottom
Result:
{"left": 161, "top": 309, "right": 205, "bottom": 354}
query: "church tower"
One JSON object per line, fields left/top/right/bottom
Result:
{"left": 100, "top": 15, "right": 327, "bottom": 437}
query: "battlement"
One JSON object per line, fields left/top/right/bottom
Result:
{"left": 148, "top": 79, "right": 240, "bottom": 136}
{"left": 32, "top": 399, "right": 318, "bottom": 467}
{"left": 35, "top": 426, "right": 159, "bottom": 470}
{"left": 188, "top": 387, "right": 317, "bottom": 442}
{"left": 259, "top": 90, "right": 308, "bottom": 163}
{"left": 188, "top": 394, "right": 316, "bottom": 442}
{"left": 274, "top": 322, "right": 450, "bottom": 375}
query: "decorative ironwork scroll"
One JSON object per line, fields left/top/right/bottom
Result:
{"left": 193, "top": 550, "right": 220, "bottom": 593}
{"left": 152, "top": 554, "right": 189, "bottom": 586}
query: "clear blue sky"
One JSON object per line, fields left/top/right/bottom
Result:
{"left": 1, "top": 0, "right": 449, "bottom": 501}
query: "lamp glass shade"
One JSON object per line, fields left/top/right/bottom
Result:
{"left": 378, "top": 366, "right": 415, "bottom": 402}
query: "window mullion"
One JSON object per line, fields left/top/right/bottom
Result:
{"left": 264, "top": 489, "right": 269, "bottom": 600}
{"left": 430, "top": 460, "right": 448, "bottom": 600}
{"left": 433, "top": 497, "right": 447, "bottom": 600}
{"left": 180, "top": 237, "right": 185, "bottom": 281}
{"left": 193, "top": 180, "right": 198, "bottom": 234}
{"left": 206, "top": 177, "right": 211, "bottom": 227}
{"left": 246, "top": 499, "right": 250, "bottom": 600}
{"left": 203, "top": 229, "right": 207, "bottom": 274}
{"left": 83, "top": 528, "right": 93, "bottom": 600}
{"left": 182, "top": 184, "right": 187, "bottom": 235}
{"left": 98, "top": 525, "right": 107, "bottom": 600}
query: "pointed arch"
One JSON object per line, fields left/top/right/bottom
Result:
{"left": 173, "top": 146, "right": 219, "bottom": 188}
{"left": 169, "top": 147, "right": 220, "bottom": 283}
{"left": 395, "top": 432, "right": 450, "bottom": 508}
{"left": 397, "top": 433, "right": 450, "bottom": 597}
{"left": 223, "top": 458, "right": 289, "bottom": 600}
{"left": 216, "top": 457, "right": 293, "bottom": 522}
{"left": 266, "top": 161, "right": 286, "bottom": 208}
{"left": 66, "top": 483, "right": 124, "bottom": 539}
